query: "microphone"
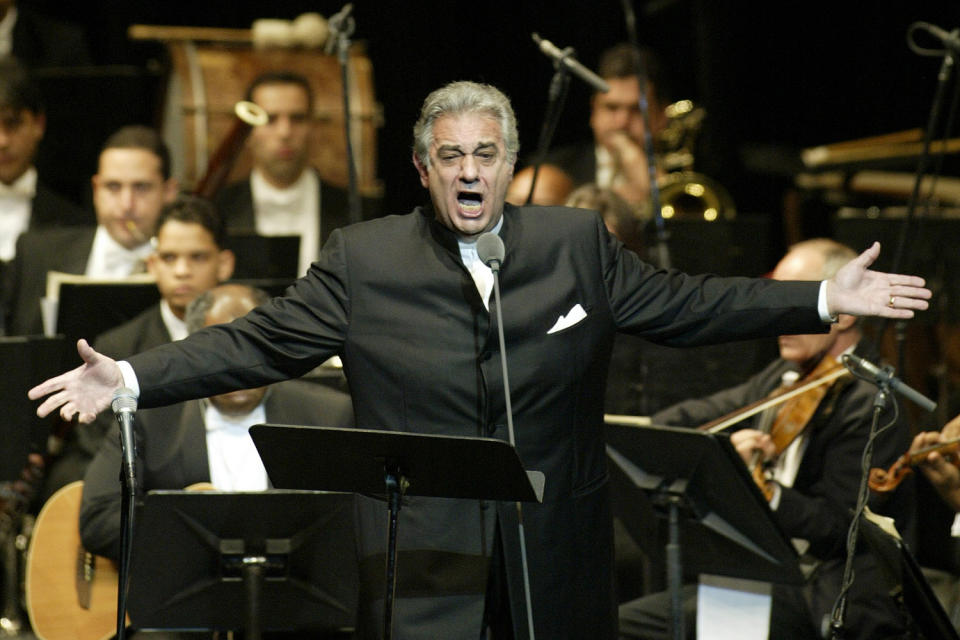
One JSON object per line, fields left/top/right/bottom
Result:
{"left": 914, "top": 22, "right": 960, "bottom": 52}
{"left": 531, "top": 34, "right": 610, "bottom": 93}
{"left": 476, "top": 231, "right": 536, "bottom": 638}
{"left": 324, "top": 3, "right": 354, "bottom": 54}
{"left": 841, "top": 353, "right": 937, "bottom": 413}
{"left": 111, "top": 388, "right": 139, "bottom": 488}
{"left": 477, "top": 232, "right": 505, "bottom": 272}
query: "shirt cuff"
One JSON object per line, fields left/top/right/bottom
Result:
{"left": 116, "top": 360, "right": 141, "bottom": 398}
{"left": 818, "top": 281, "right": 837, "bottom": 323}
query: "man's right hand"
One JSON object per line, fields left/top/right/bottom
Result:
{"left": 28, "top": 339, "right": 123, "bottom": 424}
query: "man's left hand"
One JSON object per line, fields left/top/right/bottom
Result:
{"left": 826, "top": 241, "right": 931, "bottom": 319}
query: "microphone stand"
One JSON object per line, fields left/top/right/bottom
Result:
{"left": 877, "top": 25, "right": 960, "bottom": 376}
{"left": 619, "top": 0, "right": 670, "bottom": 268}
{"left": 827, "top": 382, "right": 890, "bottom": 640}
{"left": 115, "top": 401, "right": 138, "bottom": 640}
{"left": 525, "top": 39, "right": 572, "bottom": 206}
{"left": 328, "top": 4, "right": 362, "bottom": 225}
{"left": 488, "top": 257, "right": 537, "bottom": 640}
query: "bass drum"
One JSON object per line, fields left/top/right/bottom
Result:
{"left": 162, "top": 41, "right": 382, "bottom": 195}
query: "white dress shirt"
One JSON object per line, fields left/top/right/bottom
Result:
{"left": 85, "top": 225, "right": 153, "bottom": 278}
{"left": 0, "top": 7, "right": 16, "bottom": 58}
{"left": 0, "top": 166, "right": 35, "bottom": 261}
{"left": 250, "top": 168, "right": 320, "bottom": 277}
{"left": 203, "top": 398, "right": 269, "bottom": 491}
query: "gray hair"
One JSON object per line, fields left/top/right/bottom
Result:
{"left": 184, "top": 285, "right": 270, "bottom": 334}
{"left": 412, "top": 81, "right": 519, "bottom": 168}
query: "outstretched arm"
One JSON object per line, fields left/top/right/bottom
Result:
{"left": 826, "top": 241, "right": 931, "bottom": 319}
{"left": 28, "top": 339, "right": 122, "bottom": 424}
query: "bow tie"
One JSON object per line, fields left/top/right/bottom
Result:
{"left": 0, "top": 181, "right": 34, "bottom": 200}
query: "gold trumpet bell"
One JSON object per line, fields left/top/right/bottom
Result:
{"left": 657, "top": 171, "right": 736, "bottom": 222}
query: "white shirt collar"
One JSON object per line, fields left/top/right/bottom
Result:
{"left": 0, "top": 166, "right": 37, "bottom": 198}
{"left": 158, "top": 299, "right": 189, "bottom": 342}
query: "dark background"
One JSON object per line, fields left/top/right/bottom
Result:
{"left": 23, "top": 0, "right": 960, "bottom": 254}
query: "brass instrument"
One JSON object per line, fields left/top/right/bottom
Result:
{"left": 654, "top": 100, "right": 736, "bottom": 222}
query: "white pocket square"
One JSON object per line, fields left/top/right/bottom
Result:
{"left": 547, "top": 303, "right": 587, "bottom": 334}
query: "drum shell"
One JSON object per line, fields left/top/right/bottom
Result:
{"left": 162, "top": 42, "right": 381, "bottom": 195}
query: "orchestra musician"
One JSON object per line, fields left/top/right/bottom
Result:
{"left": 619, "top": 238, "right": 916, "bottom": 640}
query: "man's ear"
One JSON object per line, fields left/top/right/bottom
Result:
{"left": 145, "top": 252, "right": 158, "bottom": 277}
{"left": 412, "top": 152, "right": 429, "bottom": 188}
{"left": 216, "top": 249, "right": 236, "bottom": 282}
{"left": 162, "top": 177, "right": 180, "bottom": 203}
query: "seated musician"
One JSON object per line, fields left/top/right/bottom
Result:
{"left": 39, "top": 195, "right": 235, "bottom": 502}
{"left": 79, "top": 283, "right": 354, "bottom": 562}
{"left": 214, "top": 70, "right": 379, "bottom": 278}
{"left": 619, "top": 238, "right": 916, "bottom": 640}
{"left": 912, "top": 414, "right": 960, "bottom": 512}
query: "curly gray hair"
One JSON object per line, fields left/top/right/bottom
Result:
{"left": 412, "top": 81, "right": 519, "bottom": 168}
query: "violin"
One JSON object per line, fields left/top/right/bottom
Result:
{"left": 699, "top": 354, "right": 851, "bottom": 500}
{"left": 868, "top": 437, "right": 960, "bottom": 492}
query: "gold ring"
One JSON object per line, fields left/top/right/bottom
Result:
{"left": 889, "top": 295, "right": 897, "bottom": 308}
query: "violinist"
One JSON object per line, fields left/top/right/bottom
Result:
{"left": 911, "top": 413, "right": 960, "bottom": 512}
{"left": 619, "top": 238, "right": 916, "bottom": 640}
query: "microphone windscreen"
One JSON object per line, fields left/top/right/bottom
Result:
{"left": 477, "top": 232, "right": 505, "bottom": 267}
{"left": 111, "top": 388, "right": 138, "bottom": 413}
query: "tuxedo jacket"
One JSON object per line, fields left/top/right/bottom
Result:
{"left": 126, "top": 204, "right": 825, "bottom": 639}
{"left": 30, "top": 181, "right": 89, "bottom": 228}
{"left": 214, "top": 170, "right": 380, "bottom": 251}
{"left": 5, "top": 226, "right": 95, "bottom": 336}
{"left": 94, "top": 304, "right": 170, "bottom": 360}
{"left": 0, "top": 183, "right": 88, "bottom": 332}
{"left": 79, "top": 378, "right": 354, "bottom": 563}
{"left": 651, "top": 343, "right": 916, "bottom": 639}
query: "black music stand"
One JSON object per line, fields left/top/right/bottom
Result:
{"left": 56, "top": 281, "right": 159, "bottom": 346}
{"left": 127, "top": 489, "right": 358, "bottom": 639}
{"left": 225, "top": 233, "right": 301, "bottom": 281}
{"left": 0, "top": 336, "right": 68, "bottom": 482}
{"left": 249, "top": 424, "right": 545, "bottom": 640}
{"left": 858, "top": 513, "right": 960, "bottom": 640}
{"left": 605, "top": 423, "right": 803, "bottom": 640}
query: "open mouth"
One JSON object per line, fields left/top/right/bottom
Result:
{"left": 457, "top": 191, "right": 483, "bottom": 215}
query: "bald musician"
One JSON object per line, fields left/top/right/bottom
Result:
{"left": 619, "top": 238, "right": 916, "bottom": 640}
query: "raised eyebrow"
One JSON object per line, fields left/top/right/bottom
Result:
{"left": 436, "top": 144, "right": 464, "bottom": 155}
{"left": 473, "top": 142, "right": 498, "bottom": 153}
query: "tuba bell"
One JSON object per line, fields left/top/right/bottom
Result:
{"left": 653, "top": 100, "right": 736, "bottom": 222}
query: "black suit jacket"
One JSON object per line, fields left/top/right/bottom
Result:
{"left": 94, "top": 304, "right": 170, "bottom": 360}
{"left": 5, "top": 226, "right": 95, "bottom": 336}
{"left": 214, "top": 170, "right": 380, "bottom": 252}
{"left": 651, "top": 343, "right": 916, "bottom": 639}
{"left": 124, "top": 204, "right": 825, "bottom": 639}
{"left": 79, "top": 378, "right": 354, "bottom": 563}
{"left": 0, "top": 183, "right": 88, "bottom": 333}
